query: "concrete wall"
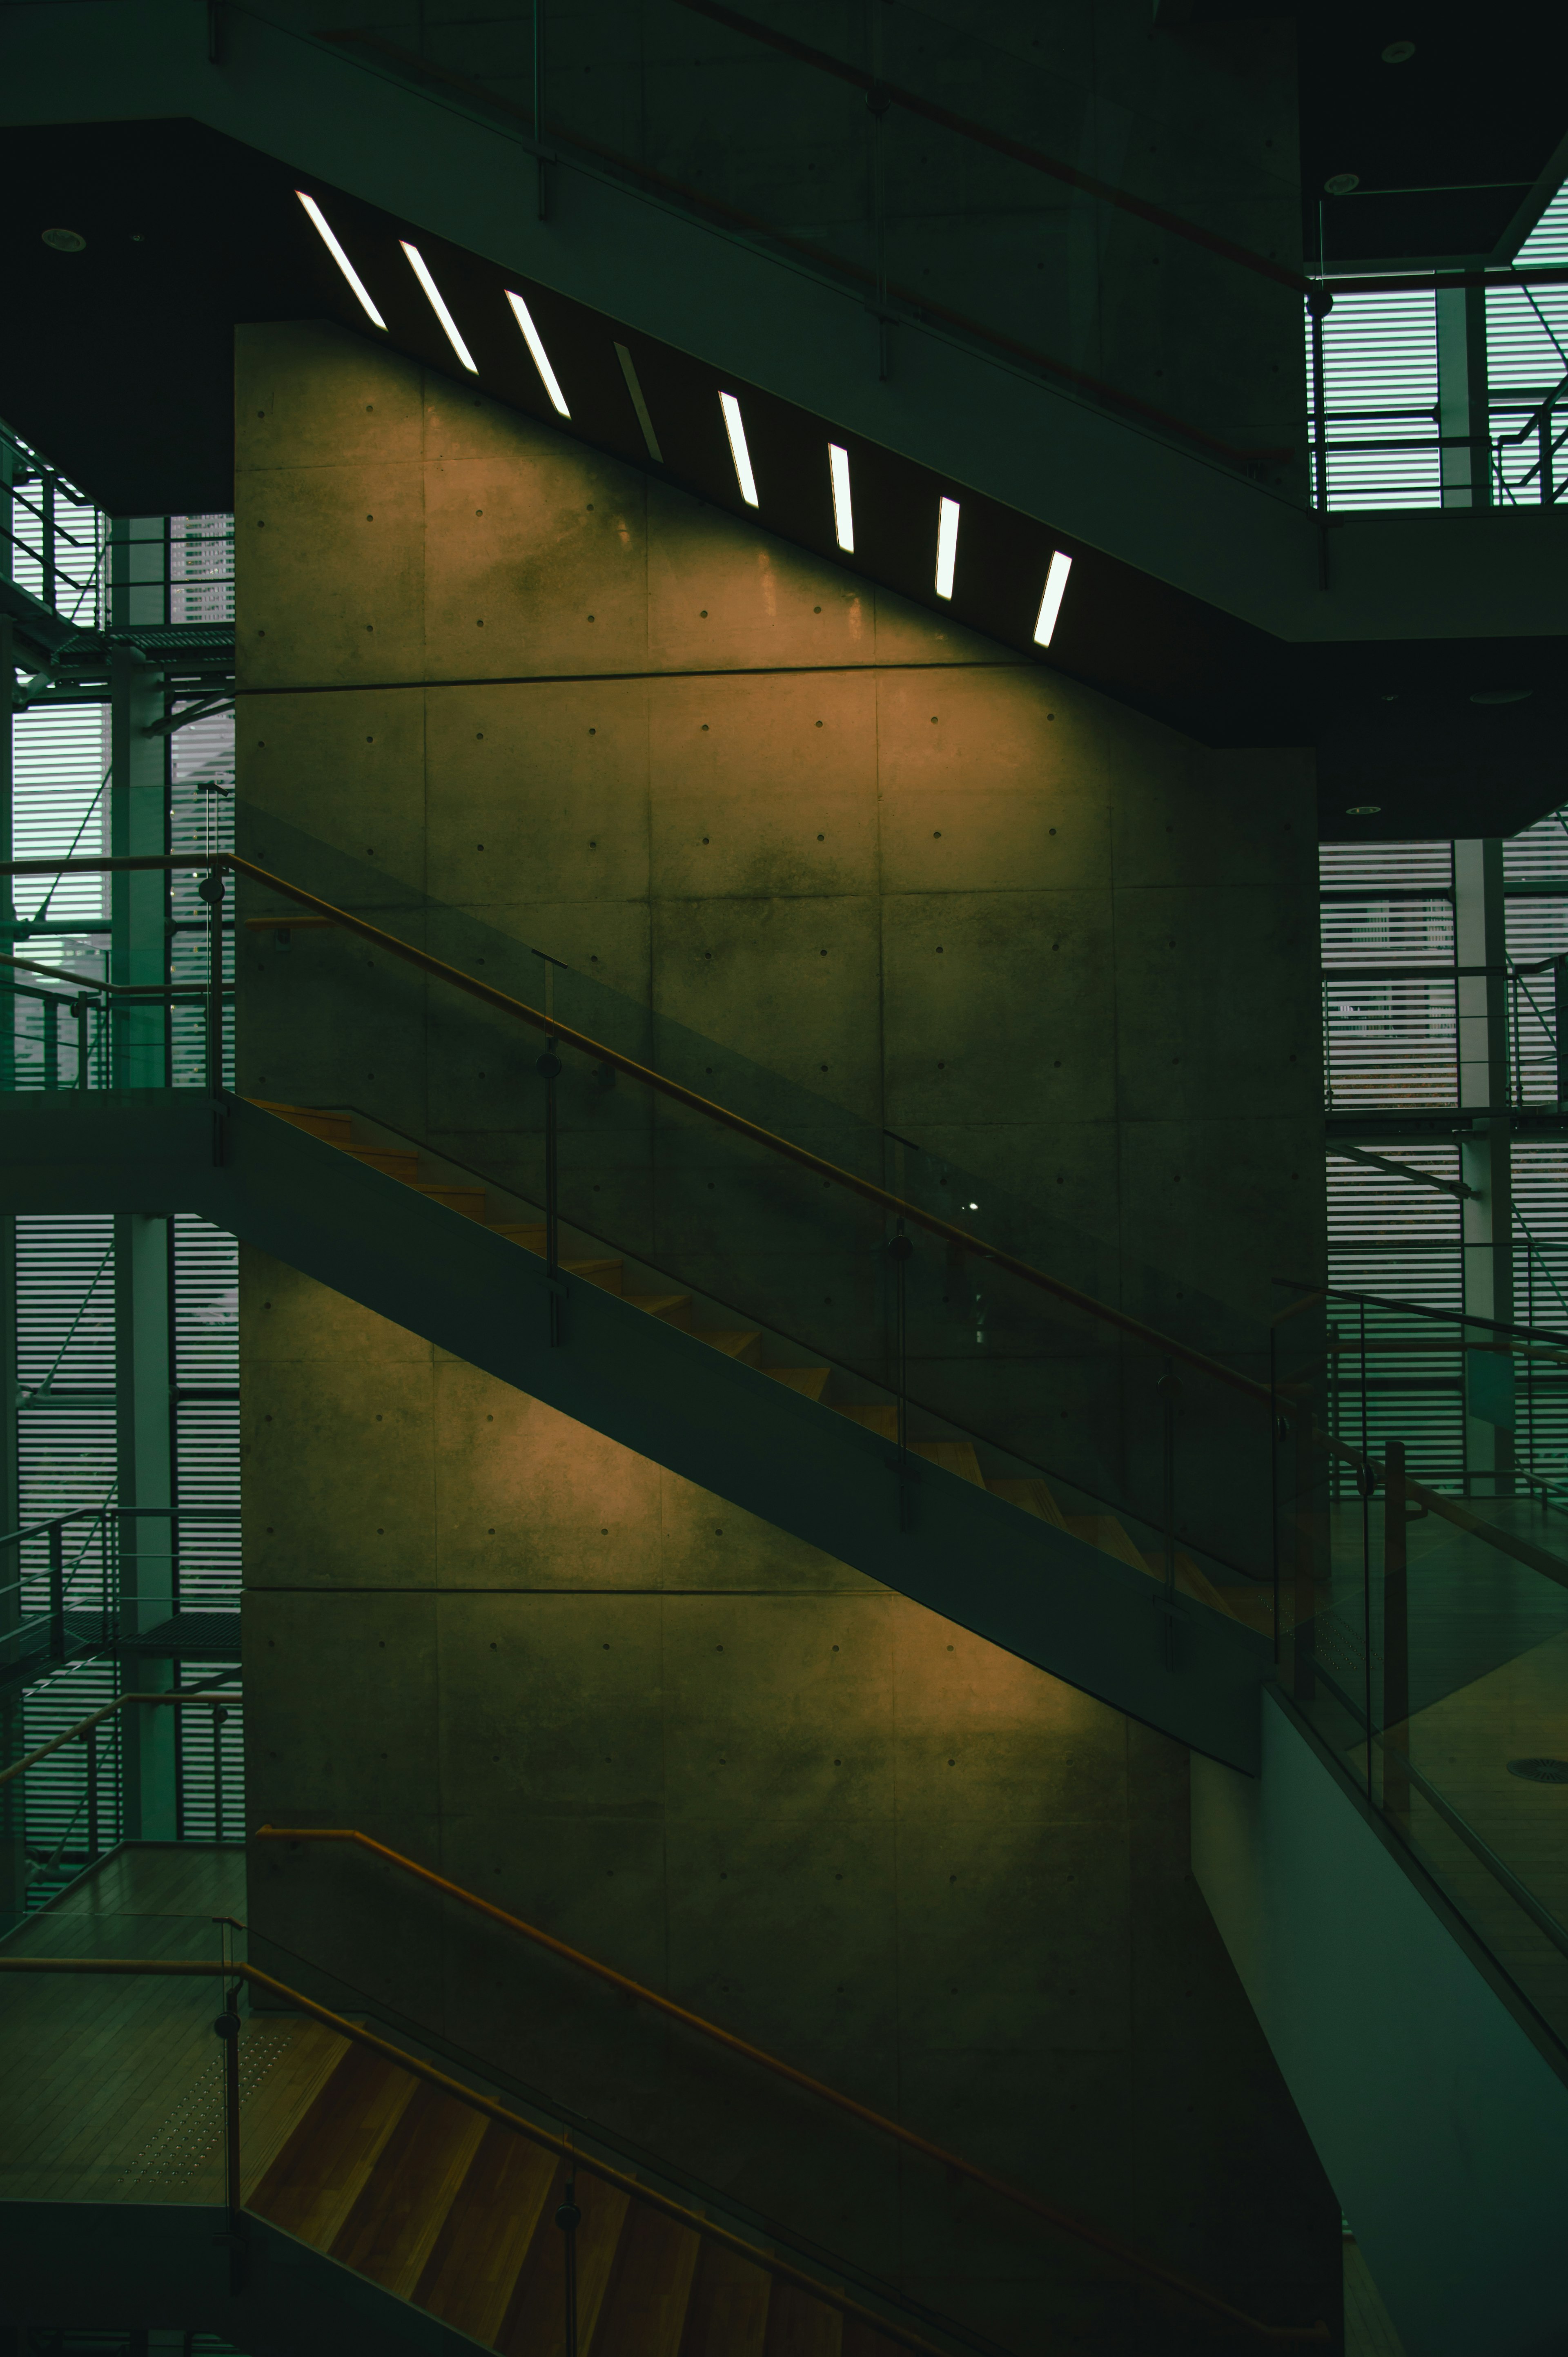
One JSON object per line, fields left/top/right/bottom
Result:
{"left": 236, "top": 320, "right": 1335, "bottom": 2345}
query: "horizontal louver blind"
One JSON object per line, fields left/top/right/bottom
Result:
{"left": 1311, "top": 287, "right": 1440, "bottom": 511}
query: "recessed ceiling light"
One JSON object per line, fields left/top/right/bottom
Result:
{"left": 1345, "top": 804, "right": 1382, "bottom": 815}
{"left": 295, "top": 193, "right": 385, "bottom": 329}
{"left": 41, "top": 227, "right": 86, "bottom": 253}
{"left": 1325, "top": 173, "right": 1361, "bottom": 196}
{"left": 719, "top": 392, "right": 758, "bottom": 506}
{"left": 1381, "top": 40, "right": 1415, "bottom": 62}
{"left": 504, "top": 291, "right": 569, "bottom": 416}
{"left": 1470, "top": 687, "right": 1532, "bottom": 705}
{"left": 1033, "top": 550, "right": 1073, "bottom": 647}
{"left": 401, "top": 241, "right": 478, "bottom": 373}
{"left": 829, "top": 444, "right": 854, "bottom": 553}
{"left": 935, "top": 497, "right": 960, "bottom": 600}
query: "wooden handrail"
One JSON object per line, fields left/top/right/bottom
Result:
{"left": 255, "top": 1826, "right": 1325, "bottom": 2341}
{"left": 0, "top": 1954, "right": 961, "bottom": 2357}
{"left": 0, "top": 851, "right": 1272, "bottom": 1407}
{"left": 0, "top": 1690, "right": 240, "bottom": 1791}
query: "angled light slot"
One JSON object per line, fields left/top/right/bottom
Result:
{"left": 295, "top": 192, "right": 385, "bottom": 330}
{"left": 1033, "top": 550, "right": 1074, "bottom": 647}
{"left": 935, "top": 497, "right": 960, "bottom": 600}
{"left": 828, "top": 444, "right": 854, "bottom": 553}
{"left": 719, "top": 392, "right": 759, "bottom": 507}
{"left": 401, "top": 241, "right": 478, "bottom": 374}
{"left": 505, "top": 290, "right": 570, "bottom": 417}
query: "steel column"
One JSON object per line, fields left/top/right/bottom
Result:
{"left": 1454, "top": 840, "right": 1514, "bottom": 1495}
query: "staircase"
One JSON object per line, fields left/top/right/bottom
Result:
{"left": 248, "top": 2026, "right": 902, "bottom": 2357}
{"left": 258, "top": 1099, "right": 1239, "bottom": 1624}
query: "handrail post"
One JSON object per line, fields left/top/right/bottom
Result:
{"left": 84, "top": 1724, "right": 100, "bottom": 1860}
{"left": 213, "top": 1705, "right": 226, "bottom": 1842}
{"left": 198, "top": 865, "right": 226, "bottom": 1099}
{"left": 1292, "top": 1407, "right": 1317, "bottom": 1701}
{"left": 1156, "top": 1364, "right": 1181, "bottom": 1665}
{"left": 1382, "top": 1439, "right": 1410, "bottom": 1815}
{"left": 48, "top": 1522, "right": 65, "bottom": 1661}
{"left": 537, "top": 1038, "right": 563, "bottom": 1346}
{"left": 1555, "top": 955, "right": 1568, "bottom": 1108}
{"left": 214, "top": 1982, "right": 245, "bottom": 2290}
{"left": 73, "top": 997, "right": 90, "bottom": 1089}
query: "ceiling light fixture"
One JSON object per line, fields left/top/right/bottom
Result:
{"left": 296, "top": 192, "right": 385, "bottom": 329}
{"left": 1345, "top": 804, "right": 1382, "bottom": 815}
{"left": 1324, "top": 173, "right": 1361, "bottom": 196}
{"left": 1381, "top": 40, "right": 1415, "bottom": 62}
{"left": 719, "top": 392, "right": 759, "bottom": 506}
{"left": 935, "top": 497, "right": 960, "bottom": 600}
{"left": 401, "top": 241, "right": 478, "bottom": 373}
{"left": 1033, "top": 550, "right": 1073, "bottom": 647}
{"left": 505, "top": 290, "right": 570, "bottom": 416}
{"left": 829, "top": 444, "right": 854, "bottom": 553}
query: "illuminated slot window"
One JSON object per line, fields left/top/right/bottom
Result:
{"left": 505, "top": 291, "right": 570, "bottom": 417}
{"left": 719, "top": 392, "right": 759, "bottom": 507}
{"left": 1033, "top": 550, "right": 1073, "bottom": 647}
{"left": 935, "top": 497, "right": 960, "bottom": 600}
{"left": 295, "top": 192, "right": 386, "bottom": 330}
{"left": 829, "top": 443, "right": 854, "bottom": 553}
{"left": 400, "top": 242, "right": 478, "bottom": 374}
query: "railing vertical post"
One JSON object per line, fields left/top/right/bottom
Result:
{"left": 43, "top": 995, "right": 60, "bottom": 1092}
{"left": 889, "top": 1225, "right": 913, "bottom": 1530}
{"left": 74, "top": 997, "right": 90, "bottom": 1089}
{"left": 1156, "top": 1365, "right": 1181, "bottom": 1666}
{"left": 213, "top": 1704, "right": 227, "bottom": 1842}
{"left": 1555, "top": 955, "right": 1568, "bottom": 1107}
{"left": 48, "top": 1523, "right": 65, "bottom": 1661}
{"left": 1382, "top": 1438, "right": 1410, "bottom": 1815}
{"left": 198, "top": 865, "right": 226, "bottom": 1098}
{"left": 1292, "top": 1405, "right": 1317, "bottom": 1702}
{"left": 84, "top": 1723, "right": 100, "bottom": 1860}
{"left": 556, "top": 2169, "right": 581, "bottom": 2357}
{"left": 214, "top": 1985, "right": 245, "bottom": 2291}
{"left": 537, "top": 1039, "right": 563, "bottom": 1346}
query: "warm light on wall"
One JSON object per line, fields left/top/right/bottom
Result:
{"left": 829, "top": 444, "right": 854, "bottom": 553}
{"left": 719, "top": 392, "right": 760, "bottom": 507}
{"left": 401, "top": 242, "right": 479, "bottom": 374}
{"left": 1033, "top": 550, "right": 1073, "bottom": 647}
{"left": 296, "top": 193, "right": 386, "bottom": 330}
{"left": 935, "top": 497, "right": 960, "bottom": 600}
{"left": 506, "top": 291, "right": 570, "bottom": 416}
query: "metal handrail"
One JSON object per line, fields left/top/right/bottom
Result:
{"left": 0, "top": 850, "right": 1274, "bottom": 1407}
{"left": 243, "top": 1829, "right": 1323, "bottom": 2340}
{"left": 0, "top": 1952, "right": 1226, "bottom": 2357}
{"left": 0, "top": 1689, "right": 240, "bottom": 1791}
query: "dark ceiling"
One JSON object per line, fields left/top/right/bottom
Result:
{"left": 0, "top": 115, "right": 1564, "bottom": 843}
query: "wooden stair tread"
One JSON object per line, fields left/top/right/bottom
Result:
{"left": 414, "top": 1183, "right": 489, "bottom": 1221}
{"left": 682, "top": 2241, "right": 774, "bottom": 2357}
{"left": 249, "top": 1099, "right": 354, "bottom": 1147}
{"left": 764, "top": 2281, "right": 842, "bottom": 2357}
{"left": 702, "top": 1329, "right": 763, "bottom": 1364}
{"left": 344, "top": 1145, "right": 421, "bottom": 1180}
{"left": 248, "top": 2043, "right": 416, "bottom": 2251}
{"left": 765, "top": 1366, "right": 831, "bottom": 1401}
{"left": 987, "top": 1476, "right": 1069, "bottom": 1528}
{"left": 837, "top": 1403, "right": 898, "bottom": 1439}
{"left": 594, "top": 2202, "right": 703, "bottom": 2357}
{"left": 913, "top": 1439, "right": 985, "bottom": 1486}
{"left": 490, "top": 1222, "right": 548, "bottom": 1251}
{"left": 1065, "top": 1514, "right": 1148, "bottom": 1573}
{"left": 495, "top": 2163, "right": 629, "bottom": 2357}
{"left": 1140, "top": 1548, "right": 1241, "bottom": 1619}
{"left": 413, "top": 2123, "right": 558, "bottom": 2343}
{"left": 330, "top": 2078, "right": 488, "bottom": 2300}
{"left": 238, "top": 2021, "right": 351, "bottom": 2199}
{"left": 624, "top": 1293, "right": 693, "bottom": 1328}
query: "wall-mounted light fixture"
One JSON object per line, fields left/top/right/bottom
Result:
{"left": 935, "top": 497, "right": 960, "bottom": 600}
{"left": 1033, "top": 550, "right": 1073, "bottom": 647}
{"left": 719, "top": 392, "right": 759, "bottom": 506}
{"left": 296, "top": 192, "right": 385, "bottom": 330}
{"left": 506, "top": 291, "right": 570, "bottom": 417}
{"left": 829, "top": 444, "right": 854, "bottom": 553}
{"left": 401, "top": 241, "right": 478, "bottom": 373}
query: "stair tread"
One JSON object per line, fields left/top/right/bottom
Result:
{"left": 1140, "top": 1547, "right": 1241, "bottom": 1619}
{"left": 764, "top": 1365, "right": 831, "bottom": 1401}
{"left": 987, "top": 1476, "right": 1070, "bottom": 1528}
{"left": 702, "top": 1329, "right": 763, "bottom": 1362}
{"left": 593, "top": 2202, "right": 703, "bottom": 2357}
{"left": 913, "top": 1439, "right": 986, "bottom": 1486}
{"left": 764, "top": 2281, "right": 842, "bottom": 2357}
{"left": 330, "top": 2078, "right": 488, "bottom": 2299}
{"left": 1065, "top": 1513, "right": 1149, "bottom": 1574}
{"left": 249, "top": 1099, "right": 354, "bottom": 1146}
{"left": 248, "top": 2043, "right": 416, "bottom": 2251}
{"left": 837, "top": 1403, "right": 898, "bottom": 1438}
{"left": 625, "top": 1292, "right": 693, "bottom": 1328}
{"left": 414, "top": 1183, "right": 489, "bottom": 1220}
{"left": 345, "top": 1145, "right": 421, "bottom": 1179}
{"left": 414, "top": 2123, "right": 559, "bottom": 2343}
{"left": 495, "top": 2163, "right": 629, "bottom": 2357}
{"left": 683, "top": 2241, "right": 774, "bottom": 2357}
